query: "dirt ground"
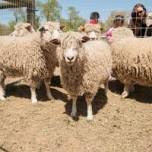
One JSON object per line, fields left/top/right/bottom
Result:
{"left": 0, "top": 76, "right": 152, "bottom": 152}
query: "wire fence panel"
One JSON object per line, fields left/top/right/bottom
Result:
{"left": 0, "top": 0, "right": 35, "bottom": 35}
{"left": 0, "top": 1, "right": 151, "bottom": 36}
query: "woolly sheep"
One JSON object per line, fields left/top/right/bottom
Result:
{"left": 79, "top": 23, "right": 102, "bottom": 40}
{"left": 9, "top": 22, "right": 35, "bottom": 36}
{"left": 57, "top": 31, "right": 112, "bottom": 120}
{"left": 111, "top": 27, "right": 152, "bottom": 98}
{"left": 0, "top": 22, "right": 61, "bottom": 103}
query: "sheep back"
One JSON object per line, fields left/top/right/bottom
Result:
{"left": 112, "top": 37, "right": 152, "bottom": 86}
{"left": 0, "top": 33, "right": 50, "bottom": 81}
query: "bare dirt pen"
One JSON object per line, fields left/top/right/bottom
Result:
{"left": 0, "top": 76, "right": 152, "bottom": 152}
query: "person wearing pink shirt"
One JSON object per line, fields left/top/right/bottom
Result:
{"left": 106, "top": 14, "right": 125, "bottom": 43}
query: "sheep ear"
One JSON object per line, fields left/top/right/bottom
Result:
{"left": 78, "top": 26, "right": 85, "bottom": 32}
{"left": 25, "top": 24, "right": 32, "bottom": 32}
{"left": 39, "top": 26, "right": 45, "bottom": 32}
{"left": 60, "top": 25, "right": 65, "bottom": 30}
{"left": 81, "top": 36, "right": 90, "bottom": 43}
{"left": 50, "top": 39, "right": 61, "bottom": 45}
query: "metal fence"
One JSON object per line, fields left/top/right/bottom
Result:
{"left": 0, "top": 0, "right": 35, "bottom": 35}
{"left": 0, "top": 1, "right": 151, "bottom": 36}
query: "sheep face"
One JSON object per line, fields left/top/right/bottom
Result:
{"left": 39, "top": 22, "right": 62, "bottom": 43}
{"left": 87, "top": 31, "right": 97, "bottom": 40}
{"left": 59, "top": 32, "right": 90, "bottom": 66}
{"left": 62, "top": 38, "right": 81, "bottom": 66}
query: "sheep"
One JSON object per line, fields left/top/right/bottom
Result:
{"left": 111, "top": 26, "right": 134, "bottom": 41}
{"left": 9, "top": 22, "right": 35, "bottom": 36}
{"left": 57, "top": 31, "right": 112, "bottom": 120}
{"left": 78, "top": 23, "right": 102, "bottom": 40}
{"left": 111, "top": 27, "right": 152, "bottom": 98}
{"left": 0, "top": 22, "right": 61, "bottom": 103}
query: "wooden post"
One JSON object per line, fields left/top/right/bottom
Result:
{"left": 27, "top": 0, "right": 35, "bottom": 27}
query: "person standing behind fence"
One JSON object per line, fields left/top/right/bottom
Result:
{"left": 78, "top": 11, "right": 102, "bottom": 32}
{"left": 129, "top": 3, "right": 147, "bottom": 37}
{"left": 106, "top": 14, "right": 125, "bottom": 43}
{"left": 145, "top": 12, "right": 152, "bottom": 36}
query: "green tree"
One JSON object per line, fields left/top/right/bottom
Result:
{"left": 0, "top": 23, "right": 10, "bottom": 35}
{"left": 66, "top": 6, "right": 85, "bottom": 31}
{"left": 37, "top": 0, "right": 61, "bottom": 21}
{"left": 10, "top": 7, "right": 26, "bottom": 23}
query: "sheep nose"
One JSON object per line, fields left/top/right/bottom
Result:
{"left": 67, "top": 56, "right": 74, "bottom": 61}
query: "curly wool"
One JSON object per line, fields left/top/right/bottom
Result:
{"left": 59, "top": 32, "right": 112, "bottom": 97}
{"left": 112, "top": 27, "right": 134, "bottom": 40}
{"left": 112, "top": 36, "right": 152, "bottom": 86}
{"left": 0, "top": 33, "right": 58, "bottom": 83}
{"left": 10, "top": 22, "right": 35, "bottom": 37}
{"left": 84, "top": 23, "right": 101, "bottom": 33}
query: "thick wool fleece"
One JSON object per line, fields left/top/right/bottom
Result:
{"left": 59, "top": 32, "right": 112, "bottom": 97}
{"left": 84, "top": 23, "right": 101, "bottom": 33}
{"left": 10, "top": 22, "right": 35, "bottom": 36}
{"left": 0, "top": 33, "right": 58, "bottom": 83}
{"left": 112, "top": 37, "right": 152, "bottom": 86}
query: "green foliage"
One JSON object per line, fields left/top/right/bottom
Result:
{"left": 37, "top": 0, "right": 62, "bottom": 21}
{"left": 8, "top": 20, "right": 16, "bottom": 31}
{"left": 65, "top": 6, "right": 86, "bottom": 31}
{"left": 10, "top": 7, "right": 26, "bottom": 23}
{"left": 0, "top": 23, "right": 11, "bottom": 35}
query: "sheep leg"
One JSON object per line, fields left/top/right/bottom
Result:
{"left": 71, "top": 96, "right": 77, "bottom": 117}
{"left": 30, "top": 87, "right": 37, "bottom": 103}
{"left": 85, "top": 94, "right": 93, "bottom": 121}
{"left": 121, "top": 83, "right": 135, "bottom": 98}
{"left": 44, "top": 79, "right": 54, "bottom": 100}
{"left": 0, "top": 84, "right": 5, "bottom": 101}
{"left": 130, "top": 84, "right": 135, "bottom": 92}
{"left": 67, "top": 94, "right": 72, "bottom": 101}
{"left": 121, "top": 84, "right": 130, "bottom": 98}
{"left": 104, "top": 80, "right": 109, "bottom": 96}
{"left": 0, "top": 72, "right": 6, "bottom": 101}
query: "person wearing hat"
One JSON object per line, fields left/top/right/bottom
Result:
{"left": 106, "top": 14, "right": 125, "bottom": 43}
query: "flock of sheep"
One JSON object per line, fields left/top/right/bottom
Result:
{"left": 0, "top": 21, "right": 152, "bottom": 120}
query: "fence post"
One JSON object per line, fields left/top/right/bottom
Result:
{"left": 27, "top": 0, "right": 35, "bottom": 27}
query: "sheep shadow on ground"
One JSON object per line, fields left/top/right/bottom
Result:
{"left": 64, "top": 88, "right": 108, "bottom": 120}
{"left": 109, "top": 80, "right": 152, "bottom": 104}
{"left": 5, "top": 76, "right": 63, "bottom": 102}
{"left": 6, "top": 82, "right": 48, "bottom": 101}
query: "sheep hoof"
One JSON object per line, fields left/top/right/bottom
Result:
{"left": 71, "top": 111, "right": 76, "bottom": 118}
{"left": 87, "top": 115, "right": 93, "bottom": 121}
{"left": 48, "top": 95, "right": 55, "bottom": 101}
{"left": 67, "top": 94, "right": 72, "bottom": 101}
{"left": 121, "top": 91, "right": 128, "bottom": 98}
{"left": 0, "top": 97, "right": 6, "bottom": 101}
{"left": 32, "top": 99, "right": 38, "bottom": 104}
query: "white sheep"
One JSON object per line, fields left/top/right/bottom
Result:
{"left": 0, "top": 22, "right": 61, "bottom": 103}
{"left": 111, "top": 27, "right": 152, "bottom": 98}
{"left": 57, "top": 31, "right": 112, "bottom": 120}
{"left": 9, "top": 22, "right": 35, "bottom": 36}
{"left": 84, "top": 23, "right": 102, "bottom": 40}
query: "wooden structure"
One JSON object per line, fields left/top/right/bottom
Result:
{"left": 0, "top": 0, "right": 36, "bottom": 26}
